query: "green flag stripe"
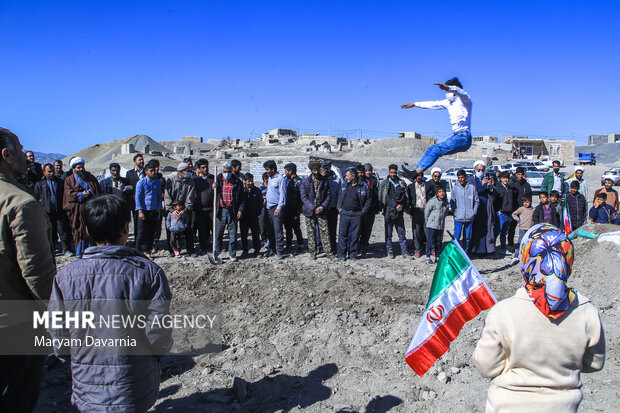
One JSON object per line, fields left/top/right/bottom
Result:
{"left": 426, "top": 241, "right": 470, "bottom": 308}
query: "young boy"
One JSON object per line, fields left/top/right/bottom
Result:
{"left": 589, "top": 192, "right": 616, "bottom": 224}
{"left": 49, "top": 194, "right": 172, "bottom": 412}
{"left": 549, "top": 190, "right": 563, "bottom": 223}
{"left": 533, "top": 192, "right": 561, "bottom": 227}
{"left": 166, "top": 200, "right": 189, "bottom": 257}
{"left": 566, "top": 180, "right": 588, "bottom": 231}
{"left": 511, "top": 197, "right": 534, "bottom": 258}
{"left": 424, "top": 187, "right": 450, "bottom": 264}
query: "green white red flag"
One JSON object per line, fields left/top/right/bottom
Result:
{"left": 405, "top": 240, "right": 496, "bottom": 377}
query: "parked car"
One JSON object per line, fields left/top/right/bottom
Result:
{"left": 540, "top": 156, "right": 564, "bottom": 167}
{"left": 578, "top": 153, "right": 597, "bottom": 165}
{"left": 601, "top": 170, "right": 620, "bottom": 186}
{"left": 532, "top": 161, "right": 550, "bottom": 172}
{"left": 525, "top": 171, "right": 544, "bottom": 194}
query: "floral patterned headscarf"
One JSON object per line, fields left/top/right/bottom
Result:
{"left": 519, "top": 223, "right": 575, "bottom": 319}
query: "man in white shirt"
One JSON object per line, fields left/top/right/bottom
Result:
{"left": 401, "top": 77, "right": 473, "bottom": 177}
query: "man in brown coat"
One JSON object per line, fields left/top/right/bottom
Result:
{"left": 0, "top": 128, "right": 57, "bottom": 412}
{"left": 63, "top": 156, "right": 102, "bottom": 257}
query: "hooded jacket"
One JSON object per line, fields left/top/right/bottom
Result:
{"left": 450, "top": 181, "right": 479, "bottom": 223}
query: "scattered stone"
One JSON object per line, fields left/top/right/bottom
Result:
{"left": 451, "top": 367, "right": 461, "bottom": 375}
{"left": 437, "top": 371, "right": 449, "bottom": 384}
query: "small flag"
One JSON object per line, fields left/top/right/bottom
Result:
{"left": 405, "top": 240, "right": 496, "bottom": 377}
{"left": 563, "top": 197, "right": 573, "bottom": 235}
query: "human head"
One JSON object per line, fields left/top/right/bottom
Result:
{"left": 172, "top": 200, "right": 184, "bottom": 211}
{"left": 500, "top": 171, "right": 510, "bottom": 185}
{"left": 415, "top": 171, "right": 423, "bottom": 183}
{"left": 43, "top": 163, "right": 54, "bottom": 180}
{"left": 552, "top": 160, "right": 560, "bottom": 173}
{"left": 388, "top": 164, "right": 398, "bottom": 180}
{"left": 183, "top": 157, "right": 193, "bottom": 169}
{"left": 262, "top": 172, "right": 269, "bottom": 185}
{"left": 0, "top": 128, "right": 27, "bottom": 178}
{"left": 364, "top": 163, "right": 373, "bottom": 178}
{"left": 284, "top": 163, "right": 297, "bottom": 177}
{"left": 70, "top": 157, "right": 85, "bottom": 176}
{"left": 177, "top": 162, "right": 191, "bottom": 178}
{"left": 83, "top": 194, "right": 131, "bottom": 246}
{"left": 345, "top": 168, "right": 358, "bottom": 183}
{"left": 473, "top": 160, "right": 486, "bottom": 175}
{"left": 523, "top": 197, "right": 531, "bottom": 208}
{"left": 515, "top": 166, "right": 525, "bottom": 181}
{"left": 221, "top": 162, "right": 232, "bottom": 180}
{"left": 231, "top": 159, "right": 241, "bottom": 175}
{"left": 25, "top": 151, "right": 35, "bottom": 163}
{"left": 263, "top": 160, "right": 277, "bottom": 177}
{"left": 54, "top": 159, "right": 63, "bottom": 172}
{"left": 457, "top": 169, "right": 467, "bottom": 186}
{"left": 133, "top": 154, "right": 144, "bottom": 169}
{"left": 431, "top": 167, "right": 442, "bottom": 182}
{"left": 144, "top": 160, "right": 158, "bottom": 179}
{"left": 436, "top": 187, "right": 446, "bottom": 200}
{"left": 244, "top": 172, "right": 254, "bottom": 188}
{"left": 109, "top": 162, "right": 121, "bottom": 178}
{"left": 539, "top": 192, "right": 548, "bottom": 204}
{"left": 308, "top": 160, "right": 321, "bottom": 177}
{"left": 574, "top": 166, "right": 584, "bottom": 180}
{"left": 570, "top": 180, "right": 580, "bottom": 195}
{"left": 604, "top": 178, "right": 613, "bottom": 190}
{"left": 195, "top": 158, "right": 209, "bottom": 177}
{"left": 596, "top": 192, "right": 607, "bottom": 204}
{"left": 549, "top": 190, "right": 560, "bottom": 203}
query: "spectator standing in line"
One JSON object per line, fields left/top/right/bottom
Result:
{"left": 359, "top": 163, "right": 379, "bottom": 257}
{"left": 0, "top": 128, "right": 56, "bottom": 413}
{"left": 407, "top": 170, "right": 428, "bottom": 257}
{"left": 166, "top": 200, "right": 189, "bottom": 257}
{"left": 511, "top": 166, "right": 532, "bottom": 245}
{"left": 135, "top": 160, "right": 162, "bottom": 256}
{"left": 53, "top": 159, "right": 65, "bottom": 179}
{"left": 165, "top": 162, "right": 196, "bottom": 257}
{"left": 283, "top": 163, "right": 304, "bottom": 254}
{"left": 378, "top": 164, "right": 409, "bottom": 259}
{"left": 511, "top": 196, "right": 534, "bottom": 260}
{"left": 566, "top": 166, "right": 588, "bottom": 206}
{"left": 264, "top": 160, "right": 287, "bottom": 259}
{"left": 589, "top": 192, "right": 616, "bottom": 224}
{"left": 533, "top": 192, "right": 561, "bottom": 227}
{"left": 593, "top": 178, "right": 619, "bottom": 211}
{"left": 100, "top": 162, "right": 133, "bottom": 206}
{"left": 52, "top": 159, "right": 73, "bottom": 254}
{"left": 34, "top": 163, "right": 70, "bottom": 255}
{"left": 425, "top": 167, "right": 447, "bottom": 200}
{"left": 193, "top": 158, "right": 214, "bottom": 254}
{"left": 549, "top": 190, "right": 563, "bottom": 223}
{"left": 469, "top": 160, "right": 496, "bottom": 255}
{"left": 25, "top": 150, "right": 43, "bottom": 179}
{"left": 213, "top": 162, "right": 245, "bottom": 262}
{"left": 565, "top": 180, "right": 588, "bottom": 231}
{"left": 494, "top": 171, "right": 518, "bottom": 254}
{"left": 63, "top": 157, "right": 102, "bottom": 257}
{"left": 321, "top": 160, "right": 341, "bottom": 255}
{"left": 450, "top": 169, "right": 479, "bottom": 252}
{"left": 231, "top": 159, "right": 245, "bottom": 181}
{"left": 424, "top": 187, "right": 450, "bottom": 264}
{"left": 258, "top": 172, "right": 272, "bottom": 251}
{"left": 239, "top": 173, "right": 263, "bottom": 257}
{"left": 540, "top": 160, "right": 565, "bottom": 197}
{"left": 301, "top": 160, "right": 333, "bottom": 259}
{"left": 125, "top": 153, "right": 146, "bottom": 242}
{"left": 337, "top": 168, "right": 371, "bottom": 261}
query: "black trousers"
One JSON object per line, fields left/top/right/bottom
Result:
{"left": 240, "top": 216, "right": 261, "bottom": 252}
{"left": 137, "top": 210, "right": 159, "bottom": 253}
{"left": 410, "top": 208, "right": 426, "bottom": 253}
{"left": 325, "top": 208, "right": 339, "bottom": 254}
{"left": 507, "top": 219, "right": 518, "bottom": 247}
{"left": 426, "top": 227, "right": 443, "bottom": 258}
{"left": 132, "top": 210, "right": 140, "bottom": 244}
{"left": 338, "top": 210, "right": 362, "bottom": 259}
{"left": 195, "top": 208, "right": 213, "bottom": 251}
{"left": 282, "top": 212, "right": 303, "bottom": 248}
{"left": 258, "top": 207, "right": 270, "bottom": 243}
{"left": 359, "top": 211, "right": 376, "bottom": 249}
{"left": 56, "top": 210, "right": 73, "bottom": 252}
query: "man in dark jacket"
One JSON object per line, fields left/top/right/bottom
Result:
{"left": 165, "top": 162, "right": 196, "bottom": 257}
{"left": 509, "top": 166, "right": 532, "bottom": 251}
{"left": 494, "top": 171, "right": 519, "bottom": 253}
{"left": 49, "top": 194, "right": 172, "bottom": 413}
{"left": 34, "top": 163, "right": 71, "bottom": 254}
{"left": 25, "top": 151, "right": 43, "bottom": 179}
{"left": 378, "top": 164, "right": 409, "bottom": 258}
{"left": 407, "top": 171, "right": 428, "bottom": 257}
{"left": 125, "top": 153, "right": 146, "bottom": 243}
{"left": 359, "top": 163, "right": 379, "bottom": 256}
{"left": 283, "top": 163, "right": 304, "bottom": 254}
{"left": 239, "top": 173, "right": 263, "bottom": 257}
{"left": 566, "top": 180, "right": 588, "bottom": 231}
{"left": 193, "top": 158, "right": 215, "bottom": 254}
{"left": 100, "top": 162, "right": 133, "bottom": 206}
{"left": 214, "top": 162, "right": 245, "bottom": 261}
{"left": 321, "top": 160, "right": 340, "bottom": 255}
{"left": 301, "top": 160, "right": 333, "bottom": 259}
{"left": 425, "top": 167, "right": 448, "bottom": 200}
{"left": 337, "top": 168, "right": 371, "bottom": 261}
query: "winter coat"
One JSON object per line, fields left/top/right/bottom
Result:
{"left": 165, "top": 174, "right": 196, "bottom": 213}
{"left": 565, "top": 192, "right": 587, "bottom": 229}
{"left": 426, "top": 179, "right": 448, "bottom": 201}
{"left": 360, "top": 175, "right": 380, "bottom": 214}
{"left": 494, "top": 182, "right": 519, "bottom": 213}
{"left": 378, "top": 177, "right": 409, "bottom": 213}
{"left": 166, "top": 212, "right": 189, "bottom": 233}
{"left": 407, "top": 180, "right": 428, "bottom": 212}
{"left": 214, "top": 174, "right": 245, "bottom": 217}
{"left": 192, "top": 174, "right": 215, "bottom": 212}
{"left": 380, "top": 178, "right": 409, "bottom": 220}
{"left": 512, "top": 178, "right": 532, "bottom": 206}
{"left": 337, "top": 181, "right": 371, "bottom": 214}
{"left": 49, "top": 245, "right": 172, "bottom": 413}
{"left": 450, "top": 182, "right": 479, "bottom": 223}
{"left": 541, "top": 171, "right": 565, "bottom": 197}
{"left": 284, "top": 175, "right": 303, "bottom": 216}
{"left": 34, "top": 176, "right": 64, "bottom": 214}
{"left": 424, "top": 196, "right": 450, "bottom": 230}
{"left": 300, "top": 174, "right": 331, "bottom": 217}
{"left": 0, "top": 173, "right": 56, "bottom": 328}
{"left": 533, "top": 203, "right": 561, "bottom": 227}
{"left": 241, "top": 185, "right": 263, "bottom": 220}
{"left": 589, "top": 203, "right": 616, "bottom": 224}
{"left": 325, "top": 171, "right": 341, "bottom": 209}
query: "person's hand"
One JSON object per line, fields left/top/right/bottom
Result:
{"left": 481, "top": 177, "right": 489, "bottom": 186}
{"left": 138, "top": 210, "right": 145, "bottom": 220}
{"left": 172, "top": 210, "right": 181, "bottom": 219}
{"left": 400, "top": 103, "right": 415, "bottom": 109}
{"left": 212, "top": 182, "right": 217, "bottom": 189}
{"left": 237, "top": 211, "right": 242, "bottom": 220}
{"left": 274, "top": 208, "right": 281, "bottom": 217}
{"left": 396, "top": 204, "right": 403, "bottom": 212}
{"left": 314, "top": 206, "right": 324, "bottom": 215}
{"left": 434, "top": 82, "right": 449, "bottom": 91}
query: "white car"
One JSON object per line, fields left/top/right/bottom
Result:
{"left": 525, "top": 171, "right": 544, "bottom": 194}
{"left": 532, "top": 161, "right": 550, "bottom": 172}
{"left": 601, "top": 170, "right": 620, "bottom": 186}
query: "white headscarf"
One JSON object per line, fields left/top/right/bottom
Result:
{"left": 69, "top": 157, "right": 85, "bottom": 169}
{"left": 574, "top": 165, "right": 584, "bottom": 173}
{"left": 473, "top": 160, "right": 486, "bottom": 169}
{"left": 430, "top": 167, "right": 442, "bottom": 175}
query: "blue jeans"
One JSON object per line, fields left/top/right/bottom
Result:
{"left": 416, "top": 131, "right": 472, "bottom": 172}
{"left": 215, "top": 208, "right": 238, "bottom": 257}
{"left": 496, "top": 212, "right": 513, "bottom": 249}
{"left": 267, "top": 206, "right": 284, "bottom": 253}
{"left": 453, "top": 220, "right": 473, "bottom": 252}
{"left": 385, "top": 215, "right": 407, "bottom": 255}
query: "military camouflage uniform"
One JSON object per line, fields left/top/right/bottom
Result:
{"left": 306, "top": 177, "right": 332, "bottom": 255}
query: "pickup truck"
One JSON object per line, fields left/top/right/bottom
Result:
{"left": 578, "top": 153, "right": 596, "bottom": 165}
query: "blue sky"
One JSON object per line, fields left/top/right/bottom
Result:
{"left": 1, "top": 1, "right": 618, "bottom": 154}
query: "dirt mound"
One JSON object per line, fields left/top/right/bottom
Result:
{"left": 63, "top": 135, "right": 171, "bottom": 167}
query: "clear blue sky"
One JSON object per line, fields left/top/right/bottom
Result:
{"left": 1, "top": 1, "right": 618, "bottom": 154}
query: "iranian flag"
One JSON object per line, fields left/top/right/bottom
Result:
{"left": 563, "top": 197, "right": 573, "bottom": 235}
{"left": 405, "top": 240, "right": 497, "bottom": 377}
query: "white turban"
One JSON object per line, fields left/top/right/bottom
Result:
{"left": 574, "top": 165, "right": 584, "bottom": 172}
{"left": 473, "top": 160, "right": 486, "bottom": 169}
{"left": 431, "top": 167, "right": 442, "bottom": 175}
{"left": 69, "top": 157, "right": 85, "bottom": 169}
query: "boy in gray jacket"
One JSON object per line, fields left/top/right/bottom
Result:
{"left": 450, "top": 170, "right": 479, "bottom": 253}
{"left": 424, "top": 187, "right": 450, "bottom": 264}
{"left": 166, "top": 200, "right": 189, "bottom": 257}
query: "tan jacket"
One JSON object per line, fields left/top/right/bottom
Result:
{"left": 0, "top": 173, "right": 56, "bottom": 328}
{"left": 474, "top": 287, "right": 605, "bottom": 413}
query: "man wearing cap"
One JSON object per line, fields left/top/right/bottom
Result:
{"left": 566, "top": 166, "right": 588, "bottom": 206}
{"left": 165, "top": 162, "right": 197, "bottom": 257}
{"left": 425, "top": 167, "right": 447, "bottom": 200}
{"left": 593, "top": 178, "right": 619, "bottom": 211}
{"left": 540, "top": 160, "right": 565, "bottom": 197}
{"left": 401, "top": 78, "right": 473, "bottom": 177}
{"left": 100, "top": 162, "right": 133, "bottom": 206}
{"left": 359, "top": 163, "right": 379, "bottom": 256}
{"left": 469, "top": 160, "right": 496, "bottom": 255}
{"left": 301, "top": 160, "right": 333, "bottom": 259}
{"left": 320, "top": 160, "right": 341, "bottom": 254}
{"left": 63, "top": 157, "right": 102, "bottom": 257}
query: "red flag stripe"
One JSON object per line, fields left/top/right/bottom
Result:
{"left": 405, "top": 284, "right": 496, "bottom": 377}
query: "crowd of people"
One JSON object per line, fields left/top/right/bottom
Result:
{"left": 15, "top": 146, "right": 620, "bottom": 265}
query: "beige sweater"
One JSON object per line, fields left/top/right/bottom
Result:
{"left": 474, "top": 287, "right": 605, "bottom": 413}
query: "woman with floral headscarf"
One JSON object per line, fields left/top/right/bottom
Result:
{"left": 474, "top": 223, "right": 605, "bottom": 412}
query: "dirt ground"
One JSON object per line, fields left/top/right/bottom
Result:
{"left": 34, "top": 163, "right": 619, "bottom": 412}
